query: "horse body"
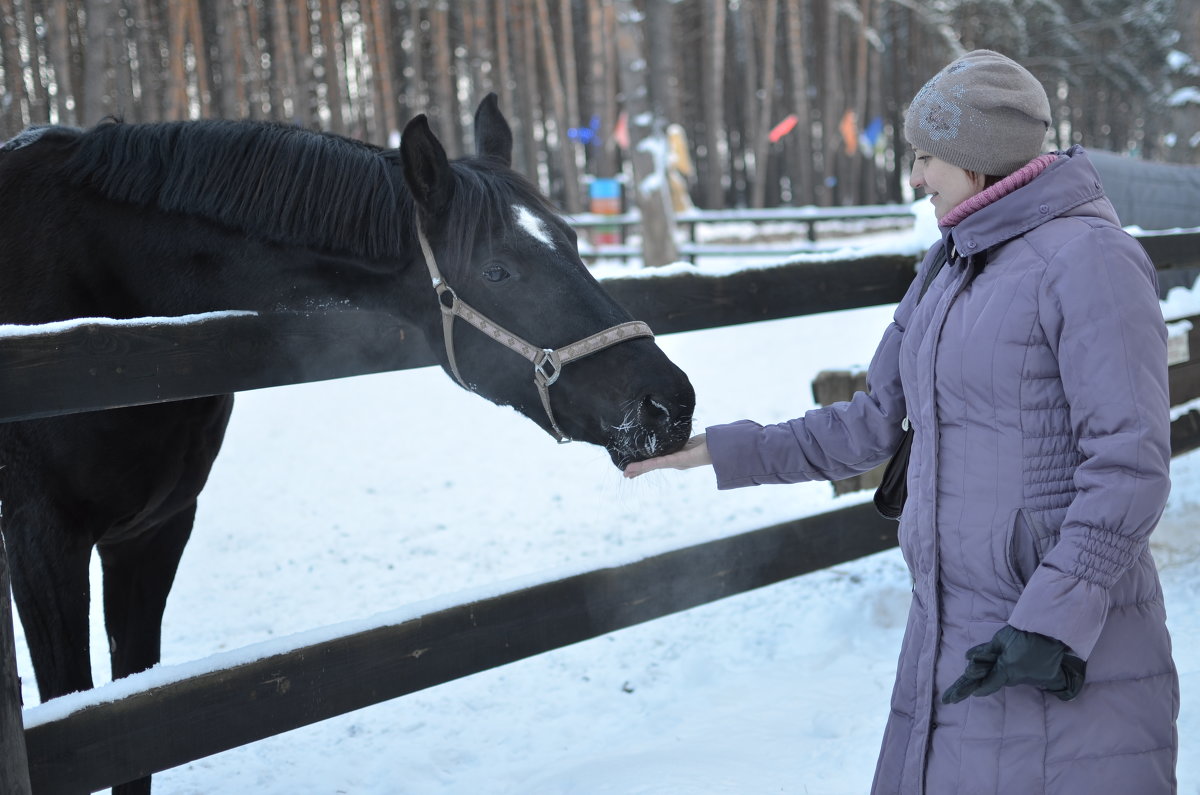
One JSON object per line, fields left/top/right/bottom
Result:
{"left": 0, "top": 97, "right": 694, "bottom": 793}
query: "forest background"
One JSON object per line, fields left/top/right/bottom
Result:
{"left": 1, "top": 0, "right": 1199, "bottom": 216}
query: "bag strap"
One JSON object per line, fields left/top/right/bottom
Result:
{"left": 916, "top": 244, "right": 949, "bottom": 304}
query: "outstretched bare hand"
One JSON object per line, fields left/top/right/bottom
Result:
{"left": 623, "top": 433, "right": 712, "bottom": 478}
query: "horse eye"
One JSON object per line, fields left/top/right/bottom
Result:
{"left": 482, "top": 263, "right": 510, "bottom": 283}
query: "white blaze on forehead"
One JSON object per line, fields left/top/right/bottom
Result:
{"left": 514, "top": 205, "right": 555, "bottom": 250}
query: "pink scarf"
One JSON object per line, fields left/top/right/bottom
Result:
{"left": 939, "top": 153, "right": 1060, "bottom": 228}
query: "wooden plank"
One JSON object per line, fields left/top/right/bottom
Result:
{"left": 1138, "top": 231, "right": 1200, "bottom": 273}
{"left": 568, "top": 203, "right": 915, "bottom": 229}
{"left": 23, "top": 501, "right": 898, "bottom": 793}
{"left": 1171, "top": 409, "right": 1200, "bottom": 456}
{"left": 0, "top": 311, "right": 436, "bottom": 423}
{"left": 0, "top": 536, "right": 33, "bottom": 795}
{"left": 602, "top": 253, "right": 918, "bottom": 335}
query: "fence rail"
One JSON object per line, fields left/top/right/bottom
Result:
{"left": 3, "top": 228, "right": 1200, "bottom": 792}
{"left": 571, "top": 203, "right": 917, "bottom": 261}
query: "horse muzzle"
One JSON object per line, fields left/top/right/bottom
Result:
{"left": 602, "top": 385, "right": 695, "bottom": 469}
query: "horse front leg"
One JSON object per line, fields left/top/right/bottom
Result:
{"left": 98, "top": 504, "right": 196, "bottom": 795}
{"left": 2, "top": 508, "right": 96, "bottom": 701}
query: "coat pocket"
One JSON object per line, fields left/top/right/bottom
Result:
{"left": 1005, "top": 508, "right": 1041, "bottom": 587}
{"left": 1004, "top": 508, "right": 1066, "bottom": 588}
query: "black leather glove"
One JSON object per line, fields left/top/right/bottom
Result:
{"left": 942, "top": 625, "right": 1086, "bottom": 705}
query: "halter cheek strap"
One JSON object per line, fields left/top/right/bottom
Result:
{"left": 416, "top": 225, "right": 653, "bottom": 443}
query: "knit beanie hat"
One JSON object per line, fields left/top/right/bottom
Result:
{"left": 904, "top": 50, "right": 1051, "bottom": 176}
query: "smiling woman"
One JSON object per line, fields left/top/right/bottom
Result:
{"left": 907, "top": 152, "right": 984, "bottom": 220}
{"left": 623, "top": 49, "right": 1180, "bottom": 795}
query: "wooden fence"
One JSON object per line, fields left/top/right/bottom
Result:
{"left": 571, "top": 203, "right": 916, "bottom": 262}
{"left": 3, "top": 229, "right": 1200, "bottom": 792}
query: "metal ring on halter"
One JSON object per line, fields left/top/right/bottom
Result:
{"left": 534, "top": 349, "right": 562, "bottom": 386}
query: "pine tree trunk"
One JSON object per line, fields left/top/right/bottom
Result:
{"left": 585, "top": 0, "right": 617, "bottom": 179}
{"left": 246, "top": 0, "right": 269, "bottom": 119}
{"left": 750, "top": 0, "right": 778, "bottom": 209}
{"left": 166, "top": 0, "right": 189, "bottom": 119}
{"left": 369, "top": 0, "right": 398, "bottom": 144}
{"left": 428, "top": 2, "right": 457, "bottom": 156}
{"left": 17, "top": 0, "right": 49, "bottom": 123}
{"left": 293, "top": 0, "right": 315, "bottom": 127}
{"left": 186, "top": 0, "right": 211, "bottom": 116}
{"left": 534, "top": 0, "right": 580, "bottom": 211}
{"left": 401, "top": 0, "right": 422, "bottom": 121}
{"left": 464, "top": 0, "right": 491, "bottom": 102}
{"left": 818, "top": 0, "right": 841, "bottom": 205}
{"left": 730, "top": 3, "right": 755, "bottom": 207}
{"left": 44, "top": 1, "right": 76, "bottom": 125}
{"left": 784, "top": 0, "right": 814, "bottom": 205}
{"left": 129, "top": 0, "right": 163, "bottom": 121}
{"left": 514, "top": 0, "right": 540, "bottom": 177}
{"left": 269, "top": 0, "right": 298, "bottom": 122}
{"left": 215, "top": 0, "right": 245, "bottom": 119}
{"left": 491, "top": 0, "right": 511, "bottom": 119}
{"left": 615, "top": 0, "right": 678, "bottom": 266}
{"left": 844, "top": 0, "right": 871, "bottom": 204}
{"left": 700, "top": 0, "right": 726, "bottom": 208}
{"left": 558, "top": 0, "right": 582, "bottom": 202}
{"left": 81, "top": 0, "right": 118, "bottom": 125}
{"left": 319, "top": 0, "right": 346, "bottom": 133}
{"left": 0, "top": 0, "right": 26, "bottom": 137}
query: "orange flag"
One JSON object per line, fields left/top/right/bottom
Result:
{"left": 768, "top": 114, "right": 798, "bottom": 143}
{"left": 613, "top": 112, "right": 630, "bottom": 150}
{"left": 839, "top": 110, "right": 858, "bottom": 156}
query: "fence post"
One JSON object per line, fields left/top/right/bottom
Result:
{"left": 1, "top": 531, "right": 33, "bottom": 795}
{"left": 811, "top": 368, "right": 886, "bottom": 496}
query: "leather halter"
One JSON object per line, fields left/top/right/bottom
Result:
{"left": 416, "top": 225, "right": 654, "bottom": 443}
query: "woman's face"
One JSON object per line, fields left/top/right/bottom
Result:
{"left": 909, "top": 151, "right": 986, "bottom": 220}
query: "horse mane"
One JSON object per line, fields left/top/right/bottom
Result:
{"left": 60, "top": 118, "right": 563, "bottom": 268}
{"left": 64, "top": 119, "right": 407, "bottom": 260}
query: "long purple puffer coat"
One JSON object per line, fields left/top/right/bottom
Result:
{"left": 706, "top": 147, "right": 1178, "bottom": 794}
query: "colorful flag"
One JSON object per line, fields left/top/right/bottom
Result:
{"left": 768, "top": 114, "right": 799, "bottom": 143}
{"left": 859, "top": 117, "right": 885, "bottom": 156}
{"left": 839, "top": 110, "right": 858, "bottom": 156}
{"left": 613, "top": 112, "right": 630, "bottom": 150}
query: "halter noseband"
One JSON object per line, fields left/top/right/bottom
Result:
{"left": 416, "top": 225, "right": 653, "bottom": 443}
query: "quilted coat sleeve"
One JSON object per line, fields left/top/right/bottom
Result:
{"left": 704, "top": 251, "right": 938, "bottom": 490}
{"left": 1006, "top": 223, "right": 1171, "bottom": 659}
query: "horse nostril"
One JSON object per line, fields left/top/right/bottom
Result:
{"left": 640, "top": 394, "right": 671, "bottom": 424}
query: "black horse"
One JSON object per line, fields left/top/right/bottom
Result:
{"left": 0, "top": 96, "right": 694, "bottom": 793}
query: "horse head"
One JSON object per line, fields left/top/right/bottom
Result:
{"left": 395, "top": 95, "right": 695, "bottom": 468}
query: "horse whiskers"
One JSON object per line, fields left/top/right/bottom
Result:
{"left": 605, "top": 404, "right": 666, "bottom": 465}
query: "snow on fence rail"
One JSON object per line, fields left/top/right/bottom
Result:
{"left": 2, "top": 230, "right": 1200, "bottom": 793}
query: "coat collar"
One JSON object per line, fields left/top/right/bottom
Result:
{"left": 939, "top": 146, "right": 1110, "bottom": 259}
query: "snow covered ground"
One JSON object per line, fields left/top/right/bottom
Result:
{"left": 12, "top": 209, "right": 1200, "bottom": 793}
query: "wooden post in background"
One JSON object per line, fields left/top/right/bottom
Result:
{"left": 614, "top": 0, "right": 679, "bottom": 266}
{"left": 811, "top": 368, "right": 887, "bottom": 496}
{"left": 1, "top": 531, "right": 33, "bottom": 795}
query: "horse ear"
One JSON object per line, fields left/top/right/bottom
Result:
{"left": 400, "top": 114, "right": 455, "bottom": 220}
{"left": 474, "top": 93, "right": 513, "bottom": 167}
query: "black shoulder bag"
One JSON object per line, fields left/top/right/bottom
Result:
{"left": 873, "top": 248, "right": 949, "bottom": 521}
